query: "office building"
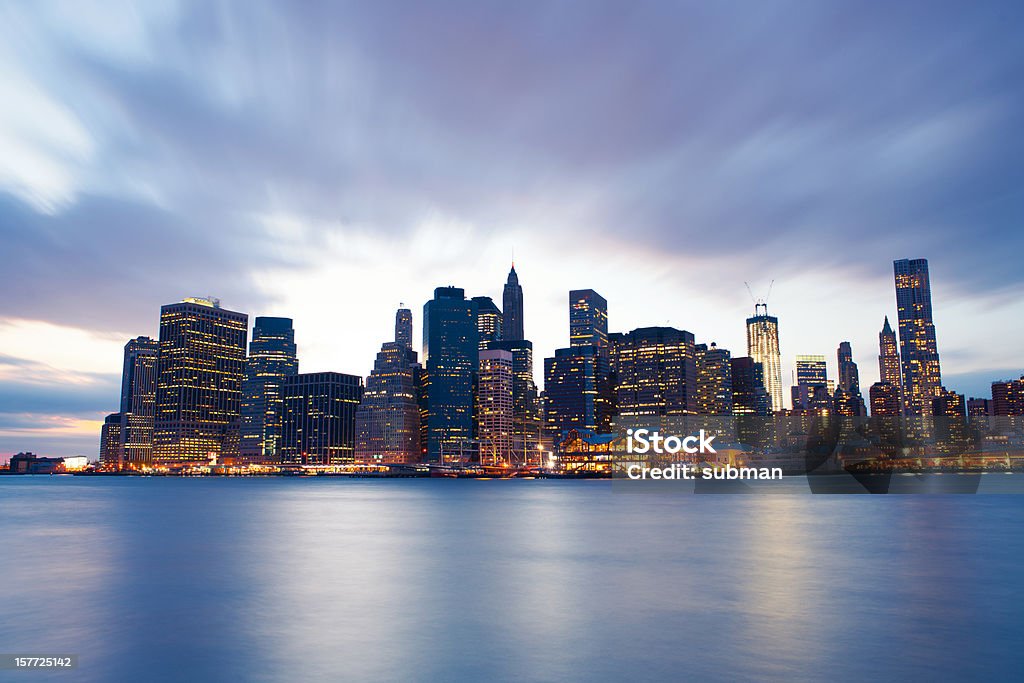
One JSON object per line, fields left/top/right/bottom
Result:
{"left": 153, "top": 298, "right": 248, "bottom": 465}
{"left": 355, "top": 311, "right": 423, "bottom": 464}
{"left": 746, "top": 303, "right": 783, "bottom": 412}
{"left": 569, "top": 289, "right": 609, "bottom": 360}
{"left": 99, "top": 413, "right": 123, "bottom": 469}
{"left": 486, "top": 339, "right": 542, "bottom": 458}
{"left": 992, "top": 377, "right": 1024, "bottom": 416}
{"left": 395, "top": 306, "right": 413, "bottom": 349}
{"left": 696, "top": 343, "right": 733, "bottom": 415}
{"left": 477, "top": 349, "right": 514, "bottom": 465}
{"left": 281, "top": 372, "right": 363, "bottom": 466}
{"left": 502, "top": 265, "right": 525, "bottom": 342}
{"left": 544, "top": 345, "right": 613, "bottom": 437}
{"left": 894, "top": 259, "right": 942, "bottom": 414}
{"left": 118, "top": 336, "right": 159, "bottom": 467}
{"left": 422, "top": 287, "right": 478, "bottom": 463}
{"left": 611, "top": 327, "right": 698, "bottom": 418}
{"left": 878, "top": 317, "right": 902, "bottom": 386}
{"left": 472, "top": 296, "right": 503, "bottom": 350}
{"left": 239, "top": 317, "right": 298, "bottom": 465}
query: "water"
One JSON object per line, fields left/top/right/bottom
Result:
{"left": 1, "top": 477, "right": 1022, "bottom": 682}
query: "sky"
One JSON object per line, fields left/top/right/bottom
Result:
{"left": 2, "top": 0, "right": 1023, "bottom": 459}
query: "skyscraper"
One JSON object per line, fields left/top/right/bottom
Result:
{"left": 280, "top": 372, "right": 363, "bottom": 467}
{"left": 502, "top": 264, "right": 524, "bottom": 342}
{"left": 894, "top": 258, "right": 942, "bottom": 415}
{"left": 791, "top": 354, "right": 830, "bottom": 413}
{"left": 746, "top": 303, "right": 783, "bottom": 412}
{"left": 992, "top": 377, "right": 1024, "bottom": 416}
{"left": 472, "top": 296, "right": 503, "bottom": 350}
{"left": 696, "top": 342, "right": 733, "bottom": 415}
{"left": 878, "top": 316, "right": 902, "bottom": 386}
{"left": 477, "top": 349, "right": 514, "bottom": 465}
{"left": 544, "top": 345, "right": 613, "bottom": 437}
{"left": 423, "top": 287, "right": 478, "bottom": 463}
{"left": 153, "top": 297, "right": 248, "bottom": 465}
{"left": 99, "top": 413, "right": 123, "bottom": 469}
{"left": 239, "top": 317, "right": 298, "bottom": 465}
{"left": 835, "top": 342, "right": 866, "bottom": 417}
{"left": 395, "top": 306, "right": 413, "bottom": 350}
{"left": 355, "top": 309, "right": 423, "bottom": 464}
{"left": 486, "top": 339, "right": 542, "bottom": 457}
{"left": 837, "top": 342, "right": 860, "bottom": 394}
{"left": 731, "top": 357, "right": 770, "bottom": 416}
{"left": 118, "top": 336, "right": 159, "bottom": 467}
{"left": 612, "top": 327, "right": 698, "bottom": 418}
{"left": 570, "top": 289, "right": 609, "bottom": 360}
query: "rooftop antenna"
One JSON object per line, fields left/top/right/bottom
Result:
{"left": 745, "top": 279, "right": 775, "bottom": 316}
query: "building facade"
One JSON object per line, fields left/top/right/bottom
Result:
{"left": 611, "top": 327, "right": 698, "bottom": 419}
{"left": 422, "top": 287, "right": 478, "bottom": 463}
{"left": 355, "top": 338, "right": 422, "bottom": 465}
{"left": 894, "top": 259, "right": 942, "bottom": 415}
{"left": 472, "top": 296, "right": 503, "bottom": 350}
{"left": 696, "top": 343, "right": 733, "bottom": 415}
{"left": 118, "top": 336, "right": 159, "bottom": 467}
{"left": 502, "top": 265, "right": 524, "bottom": 342}
{"left": 746, "top": 303, "right": 783, "bottom": 412}
{"left": 544, "top": 345, "right": 613, "bottom": 437}
{"left": 281, "top": 372, "right": 363, "bottom": 466}
{"left": 569, "top": 289, "right": 609, "bottom": 360}
{"left": 153, "top": 298, "right": 248, "bottom": 465}
{"left": 477, "top": 349, "right": 514, "bottom": 465}
{"left": 239, "top": 317, "right": 298, "bottom": 465}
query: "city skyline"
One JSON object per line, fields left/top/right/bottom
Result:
{"left": 3, "top": 2, "right": 1024, "bottom": 457}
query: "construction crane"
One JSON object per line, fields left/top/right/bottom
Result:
{"left": 744, "top": 279, "right": 774, "bottom": 315}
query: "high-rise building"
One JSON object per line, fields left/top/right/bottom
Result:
{"left": 966, "top": 397, "right": 992, "bottom": 422}
{"left": 477, "top": 349, "right": 514, "bottom": 465}
{"left": 239, "top": 317, "right": 298, "bottom": 465}
{"left": 153, "top": 298, "right": 248, "bottom": 465}
{"left": 118, "top": 336, "right": 159, "bottom": 467}
{"left": 611, "top": 327, "right": 698, "bottom": 418}
{"left": 502, "top": 265, "right": 524, "bottom": 342}
{"left": 280, "top": 372, "right": 363, "bottom": 467}
{"left": 837, "top": 342, "right": 860, "bottom": 394}
{"left": 355, "top": 310, "right": 423, "bottom": 465}
{"left": 878, "top": 317, "right": 902, "bottom": 387}
{"left": 395, "top": 306, "right": 413, "bottom": 350}
{"left": 422, "top": 287, "right": 478, "bottom": 463}
{"left": 544, "top": 346, "right": 613, "bottom": 437}
{"left": 486, "top": 339, "right": 542, "bottom": 457}
{"left": 99, "top": 413, "right": 123, "bottom": 469}
{"left": 570, "top": 289, "right": 609, "bottom": 360}
{"left": 992, "top": 377, "right": 1024, "bottom": 416}
{"left": 894, "top": 259, "right": 942, "bottom": 414}
{"left": 696, "top": 343, "right": 733, "bottom": 415}
{"left": 870, "top": 382, "right": 902, "bottom": 417}
{"left": 472, "top": 296, "right": 503, "bottom": 350}
{"left": 731, "top": 357, "right": 770, "bottom": 416}
{"left": 791, "top": 355, "right": 829, "bottom": 412}
{"left": 746, "top": 303, "right": 783, "bottom": 412}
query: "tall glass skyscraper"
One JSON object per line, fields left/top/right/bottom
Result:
{"left": 153, "top": 298, "right": 248, "bottom": 465}
{"left": 570, "top": 289, "right": 609, "bottom": 359}
{"left": 355, "top": 308, "right": 423, "bottom": 464}
{"left": 502, "top": 265, "right": 524, "bottom": 341}
{"left": 423, "top": 287, "right": 478, "bottom": 463}
{"left": 239, "top": 317, "right": 298, "bottom": 465}
{"left": 894, "top": 258, "right": 942, "bottom": 415}
{"left": 544, "top": 345, "right": 613, "bottom": 437}
{"left": 746, "top": 303, "right": 783, "bottom": 412}
{"left": 119, "top": 336, "right": 159, "bottom": 467}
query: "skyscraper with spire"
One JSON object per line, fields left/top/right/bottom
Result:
{"left": 746, "top": 303, "right": 783, "bottom": 412}
{"left": 502, "top": 264, "right": 524, "bottom": 341}
{"left": 878, "top": 316, "right": 902, "bottom": 387}
{"left": 893, "top": 258, "right": 942, "bottom": 414}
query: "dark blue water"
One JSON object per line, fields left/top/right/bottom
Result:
{"left": 1, "top": 477, "right": 1022, "bottom": 682}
